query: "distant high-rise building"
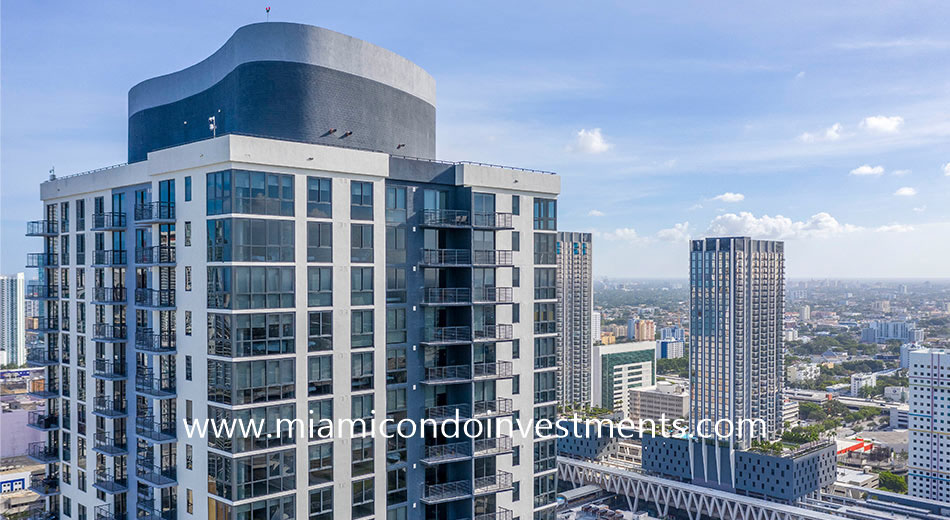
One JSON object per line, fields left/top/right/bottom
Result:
{"left": 690, "top": 237, "right": 785, "bottom": 448}
{"left": 591, "top": 311, "right": 602, "bottom": 346}
{"left": 659, "top": 325, "right": 685, "bottom": 342}
{"left": 556, "top": 231, "right": 593, "bottom": 407}
{"left": 908, "top": 348, "right": 950, "bottom": 500}
{"left": 860, "top": 320, "right": 923, "bottom": 344}
{"left": 657, "top": 339, "right": 685, "bottom": 359}
{"left": 632, "top": 319, "right": 655, "bottom": 341}
{"left": 800, "top": 304, "right": 811, "bottom": 321}
{"left": 0, "top": 273, "right": 27, "bottom": 366}
{"left": 591, "top": 341, "right": 655, "bottom": 411}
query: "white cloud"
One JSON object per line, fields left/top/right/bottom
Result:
{"left": 799, "top": 123, "right": 842, "bottom": 143}
{"left": 568, "top": 128, "right": 612, "bottom": 154}
{"left": 795, "top": 71, "right": 806, "bottom": 80}
{"left": 850, "top": 164, "right": 885, "bottom": 176}
{"left": 705, "top": 211, "right": 860, "bottom": 240}
{"left": 836, "top": 39, "right": 950, "bottom": 51}
{"left": 711, "top": 192, "right": 745, "bottom": 203}
{"left": 944, "top": 162, "right": 950, "bottom": 176}
{"left": 861, "top": 115, "right": 904, "bottom": 133}
{"left": 894, "top": 187, "right": 917, "bottom": 197}
{"left": 587, "top": 209, "right": 605, "bottom": 217}
{"left": 598, "top": 227, "right": 640, "bottom": 242}
{"left": 875, "top": 224, "right": 915, "bottom": 233}
{"left": 913, "top": 205, "right": 927, "bottom": 213}
{"left": 656, "top": 222, "right": 691, "bottom": 243}
{"left": 688, "top": 203, "right": 704, "bottom": 211}
{"left": 893, "top": 169, "right": 911, "bottom": 176}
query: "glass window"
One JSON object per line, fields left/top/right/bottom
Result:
{"left": 386, "top": 268, "right": 406, "bottom": 304}
{"left": 352, "top": 438, "right": 374, "bottom": 477}
{"left": 208, "top": 358, "right": 295, "bottom": 405}
{"left": 307, "top": 311, "right": 332, "bottom": 352}
{"left": 352, "top": 477, "right": 374, "bottom": 519}
{"left": 351, "top": 181, "right": 374, "bottom": 221}
{"left": 308, "top": 267, "right": 332, "bottom": 307}
{"left": 533, "top": 198, "right": 556, "bottom": 230}
{"left": 208, "top": 218, "right": 294, "bottom": 262}
{"left": 387, "top": 436, "right": 407, "bottom": 465}
{"left": 308, "top": 443, "right": 333, "bottom": 486}
{"left": 208, "top": 266, "right": 294, "bottom": 310}
{"left": 351, "top": 352, "right": 374, "bottom": 391}
{"left": 352, "top": 310, "right": 374, "bottom": 348}
{"left": 385, "top": 226, "right": 406, "bottom": 264}
{"left": 385, "top": 186, "right": 407, "bottom": 223}
{"left": 185, "top": 176, "right": 192, "bottom": 202}
{"left": 351, "top": 267, "right": 374, "bottom": 306}
{"left": 386, "top": 308, "right": 406, "bottom": 344}
{"left": 534, "top": 233, "right": 556, "bottom": 264}
{"left": 387, "top": 467, "right": 407, "bottom": 505}
{"left": 351, "top": 224, "right": 374, "bottom": 263}
{"left": 307, "top": 177, "right": 332, "bottom": 218}
{"left": 308, "top": 356, "right": 333, "bottom": 396}
{"left": 208, "top": 313, "right": 295, "bottom": 357}
{"left": 512, "top": 195, "right": 520, "bottom": 215}
{"left": 208, "top": 449, "right": 296, "bottom": 501}
{"left": 512, "top": 231, "right": 520, "bottom": 252}
{"left": 308, "top": 399, "right": 333, "bottom": 441}
{"left": 386, "top": 348, "right": 407, "bottom": 384}
{"left": 207, "top": 403, "right": 296, "bottom": 452}
{"left": 309, "top": 487, "right": 333, "bottom": 520}
{"left": 534, "top": 268, "right": 556, "bottom": 299}
{"left": 386, "top": 388, "right": 407, "bottom": 422}
{"left": 307, "top": 222, "right": 332, "bottom": 263}
{"left": 206, "top": 171, "right": 231, "bottom": 215}
{"left": 513, "top": 267, "right": 520, "bottom": 287}
{"left": 352, "top": 394, "right": 374, "bottom": 422}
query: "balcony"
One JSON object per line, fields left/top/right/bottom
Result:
{"left": 422, "top": 287, "right": 471, "bottom": 306}
{"left": 423, "top": 326, "right": 472, "bottom": 345}
{"left": 474, "top": 324, "right": 513, "bottom": 342}
{"left": 27, "top": 411, "right": 59, "bottom": 431}
{"left": 473, "top": 436, "right": 513, "bottom": 456}
{"left": 136, "top": 460, "right": 177, "bottom": 488}
{"left": 135, "top": 245, "right": 176, "bottom": 265}
{"left": 137, "top": 506, "right": 176, "bottom": 520}
{"left": 27, "top": 346, "right": 59, "bottom": 367}
{"left": 28, "top": 474, "right": 60, "bottom": 496}
{"left": 420, "top": 441, "right": 472, "bottom": 465}
{"left": 93, "top": 468, "right": 128, "bottom": 494}
{"left": 93, "top": 432, "right": 129, "bottom": 456}
{"left": 93, "top": 323, "right": 127, "bottom": 342}
{"left": 474, "top": 398, "right": 513, "bottom": 418}
{"left": 134, "top": 202, "right": 175, "bottom": 223}
{"left": 92, "top": 396, "right": 128, "bottom": 418}
{"left": 27, "top": 317, "right": 58, "bottom": 333}
{"left": 475, "top": 508, "right": 513, "bottom": 520}
{"left": 26, "top": 220, "right": 59, "bottom": 236}
{"left": 425, "top": 404, "right": 472, "bottom": 423}
{"left": 472, "top": 250, "right": 513, "bottom": 267}
{"left": 26, "top": 283, "right": 58, "bottom": 300}
{"left": 473, "top": 212, "right": 514, "bottom": 229}
{"left": 26, "top": 253, "right": 58, "bottom": 268}
{"left": 135, "top": 415, "right": 176, "bottom": 444}
{"left": 421, "top": 248, "right": 471, "bottom": 266}
{"left": 135, "top": 288, "right": 176, "bottom": 309}
{"left": 27, "top": 441, "right": 59, "bottom": 463}
{"left": 93, "top": 359, "right": 128, "bottom": 381}
{"left": 474, "top": 471, "right": 513, "bottom": 495}
{"left": 422, "top": 365, "right": 472, "bottom": 384}
{"left": 420, "top": 479, "right": 472, "bottom": 504}
{"left": 92, "top": 286, "right": 127, "bottom": 305}
{"left": 26, "top": 503, "right": 59, "bottom": 520}
{"left": 421, "top": 209, "right": 471, "bottom": 228}
{"left": 92, "top": 250, "right": 127, "bottom": 267}
{"left": 136, "top": 370, "right": 176, "bottom": 398}
{"left": 90, "top": 212, "right": 126, "bottom": 230}
{"left": 95, "top": 504, "right": 123, "bottom": 520}
{"left": 472, "top": 287, "right": 513, "bottom": 304}
{"left": 473, "top": 361, "right": 513, "bottom": 380}
{"left": 135, "top": 329, "right": 176, "bottom": 354}
{"left": 27, "top": 385, "right": 59, "bottom": 400}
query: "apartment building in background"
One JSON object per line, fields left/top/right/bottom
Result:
{"left": 25, "top": 22, "right": 559, "bottom": 520}
{"left": 626, "top": 382, "right": 688, "bottom": 423}
{"left": 590, "top": 341, "right": 655, "bottom": 411}
{"left": 907, "top": 348, "right": 950, "bottom": 501}
{"left": 554, "top": 232, "right": 592, "bottom": 408}
{"left": 1, "top": 273, "right": 27, "bottom": 366}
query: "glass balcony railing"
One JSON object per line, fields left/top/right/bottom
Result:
{"left": 421, "top": 249, "right": 471, "bottom": 266}
{"left": 420, "top": 479, "right": 472, "bottom": 504}
{"left": 135, "top": 329, "right": 176, "bottom": 354}
{"left": 26, "top": 283, "right": 58, "bottom": 300}
{"left": 27, "top": 346, "right": 59, "bottom": 366}
{"left": 134, "top": 202, "right": 175, "bottom": 222}
{"left": 474, "top": 471, "right": 513, "bottom": 494}
{"left": 424, "top": 326, "right": 472, "bottom": 344}
{"left": 473, "top": 250, "right": 513, "bottom": 266}
{"left": 475, "top": 508, "right": 513, "bottom": 520}
{"left": 425, "top": 404, "right": 471, "bottom": 422}
{"left": 474, "top": 324, "right": 513, "bottom": 341}
{"left": 27, "top": 317, "right": 58, "bottom": 333}
{"left": 93, "top": 359, "right": 128, "bottom": 380}
{"left": 472, "top": 287, "right": 513, "bottom": 304}
{"left": 92, "top": 250, "right": 127, "bottom": 267}
{"left": 136, "top": 369, "right": 176, "bottom": 398}
{"left": 27, "top": 411, "right": 59, "bottom": 430}
{"left": 472, "top": 212, "right": 513, "bottom": 229}
{"left": 422, "top": 287, "right": 471, "bottom": 305}
{"left": 423, "top": 365, "right": 472, "bottom": 384}
{"left": 27, "top": 441, "right": 59, "bottom": 463}
{"left": 135, "top": 415, "right": 176, "bottom": 443}
{"left": 28, "top": 474, "right": 60, "bottom": 496}
{"left": 473, "top": 398, "right": 513, "bottom": 418}
{"left": 473, "top": 436, "right": 513, "bottom": 456}
{"left": 93, "top": 432, "right": 129, "bottom": 456}
{"left": 421, "top": 209, "right": 471, "bottom": 227}
{"left": 135, "top": 460, "right": 177, "bottom": 488}
{"left": 135, "top": 288, "right": 176, "bottom": 308}
{"left": 473, "top": 361, "right": 513, "bottom": 379}
{"left": 93, "top": 397, "right": 128, "bottom": 418}
{"left": 93, "top": 323, "right": 127, "bottom": 342}
{"left": 26, "top": 220, "right": 59, "bottom": 236}
{"left": 93, "top": 468, "right": 128, "bottom": 494}
{"left": 90, "top": 212, "right": 126, "bottom": 230}
{"left": 135, "top": 245, "right": 176, "bottom": 265}
{"left": 92, "top": 286, "right": 127, "bottom": 304}
{"left": 26, "top": 253, "right": 58, "bottom": 268}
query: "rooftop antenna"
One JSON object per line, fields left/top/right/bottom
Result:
{"left": 265, "top": 6, "right": 271, "bottom": 22}
{"left": 209, "top": 116, "right": 217, "bottom": 138}
{"left": 49, "top": 167, "right": 56, "bottom": 181}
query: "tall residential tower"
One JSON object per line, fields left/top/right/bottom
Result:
{"left": 25, "top": 23, "right": 559, "bottom": 520}
{"left": 907, "top": 348, "right": 950, "bottom": 500}
{"left": 0, "top": 272, "right": 27, "bottom": 366}
{"left": 554, "top": 232, "right": 592, "bottom": 408}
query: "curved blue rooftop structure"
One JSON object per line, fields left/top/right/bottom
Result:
{"left": 127, "top": 22, "right": 436, "bottom": 162}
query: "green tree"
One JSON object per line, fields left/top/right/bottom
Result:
{"left": 879, "top": 472, "right": 907, "bottom": 494}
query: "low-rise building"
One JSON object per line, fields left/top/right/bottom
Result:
{"left": 787, "top": 363, "right": 820, "bottom": 383}
{"left": 781, "top": 399, "right": 799, "bottom": 428}
{"left": 830, "top": 467, "right": 879, "bottom": 498}
{"left": 592, "top": 341, "right": 656, "bottom": 411}
{"left": 783, "top": 329, "right": 799, "bottom": 341}
{"left": 627, "top": 382, "right": 688, "bottom": 423}
{"left": 888, "top": 404, "right": 909, "bottom": 429}
{"left": 851, "top": 372, "right": 877, "bottom": 396}
{"left": 657, "top": 339, "right": 685, "bottom": 359}
{"left": 883, "top": 386, "right": 908, "bottom": 402}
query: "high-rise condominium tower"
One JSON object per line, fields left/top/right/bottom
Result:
{"left": 907, "top": 348, "right": 950, "bottom": 500}
{"left": 554, "top": 232, "right": 592, "bottom": 408}
{"left": 0, "top": 273, "right": 27, "bottom": 366}
{"left": 689, "top": 237, "right": 785, "bottom": 449}
{"left": 25, "top": 23, "right": 560, "bottom": 520}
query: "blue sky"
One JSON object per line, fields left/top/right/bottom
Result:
{"left": 2, "top": 1, "right": 949, "bottom": 278}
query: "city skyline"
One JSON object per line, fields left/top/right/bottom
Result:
{"left": 4, "top": 2, "right": 950, "bottom": 279}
